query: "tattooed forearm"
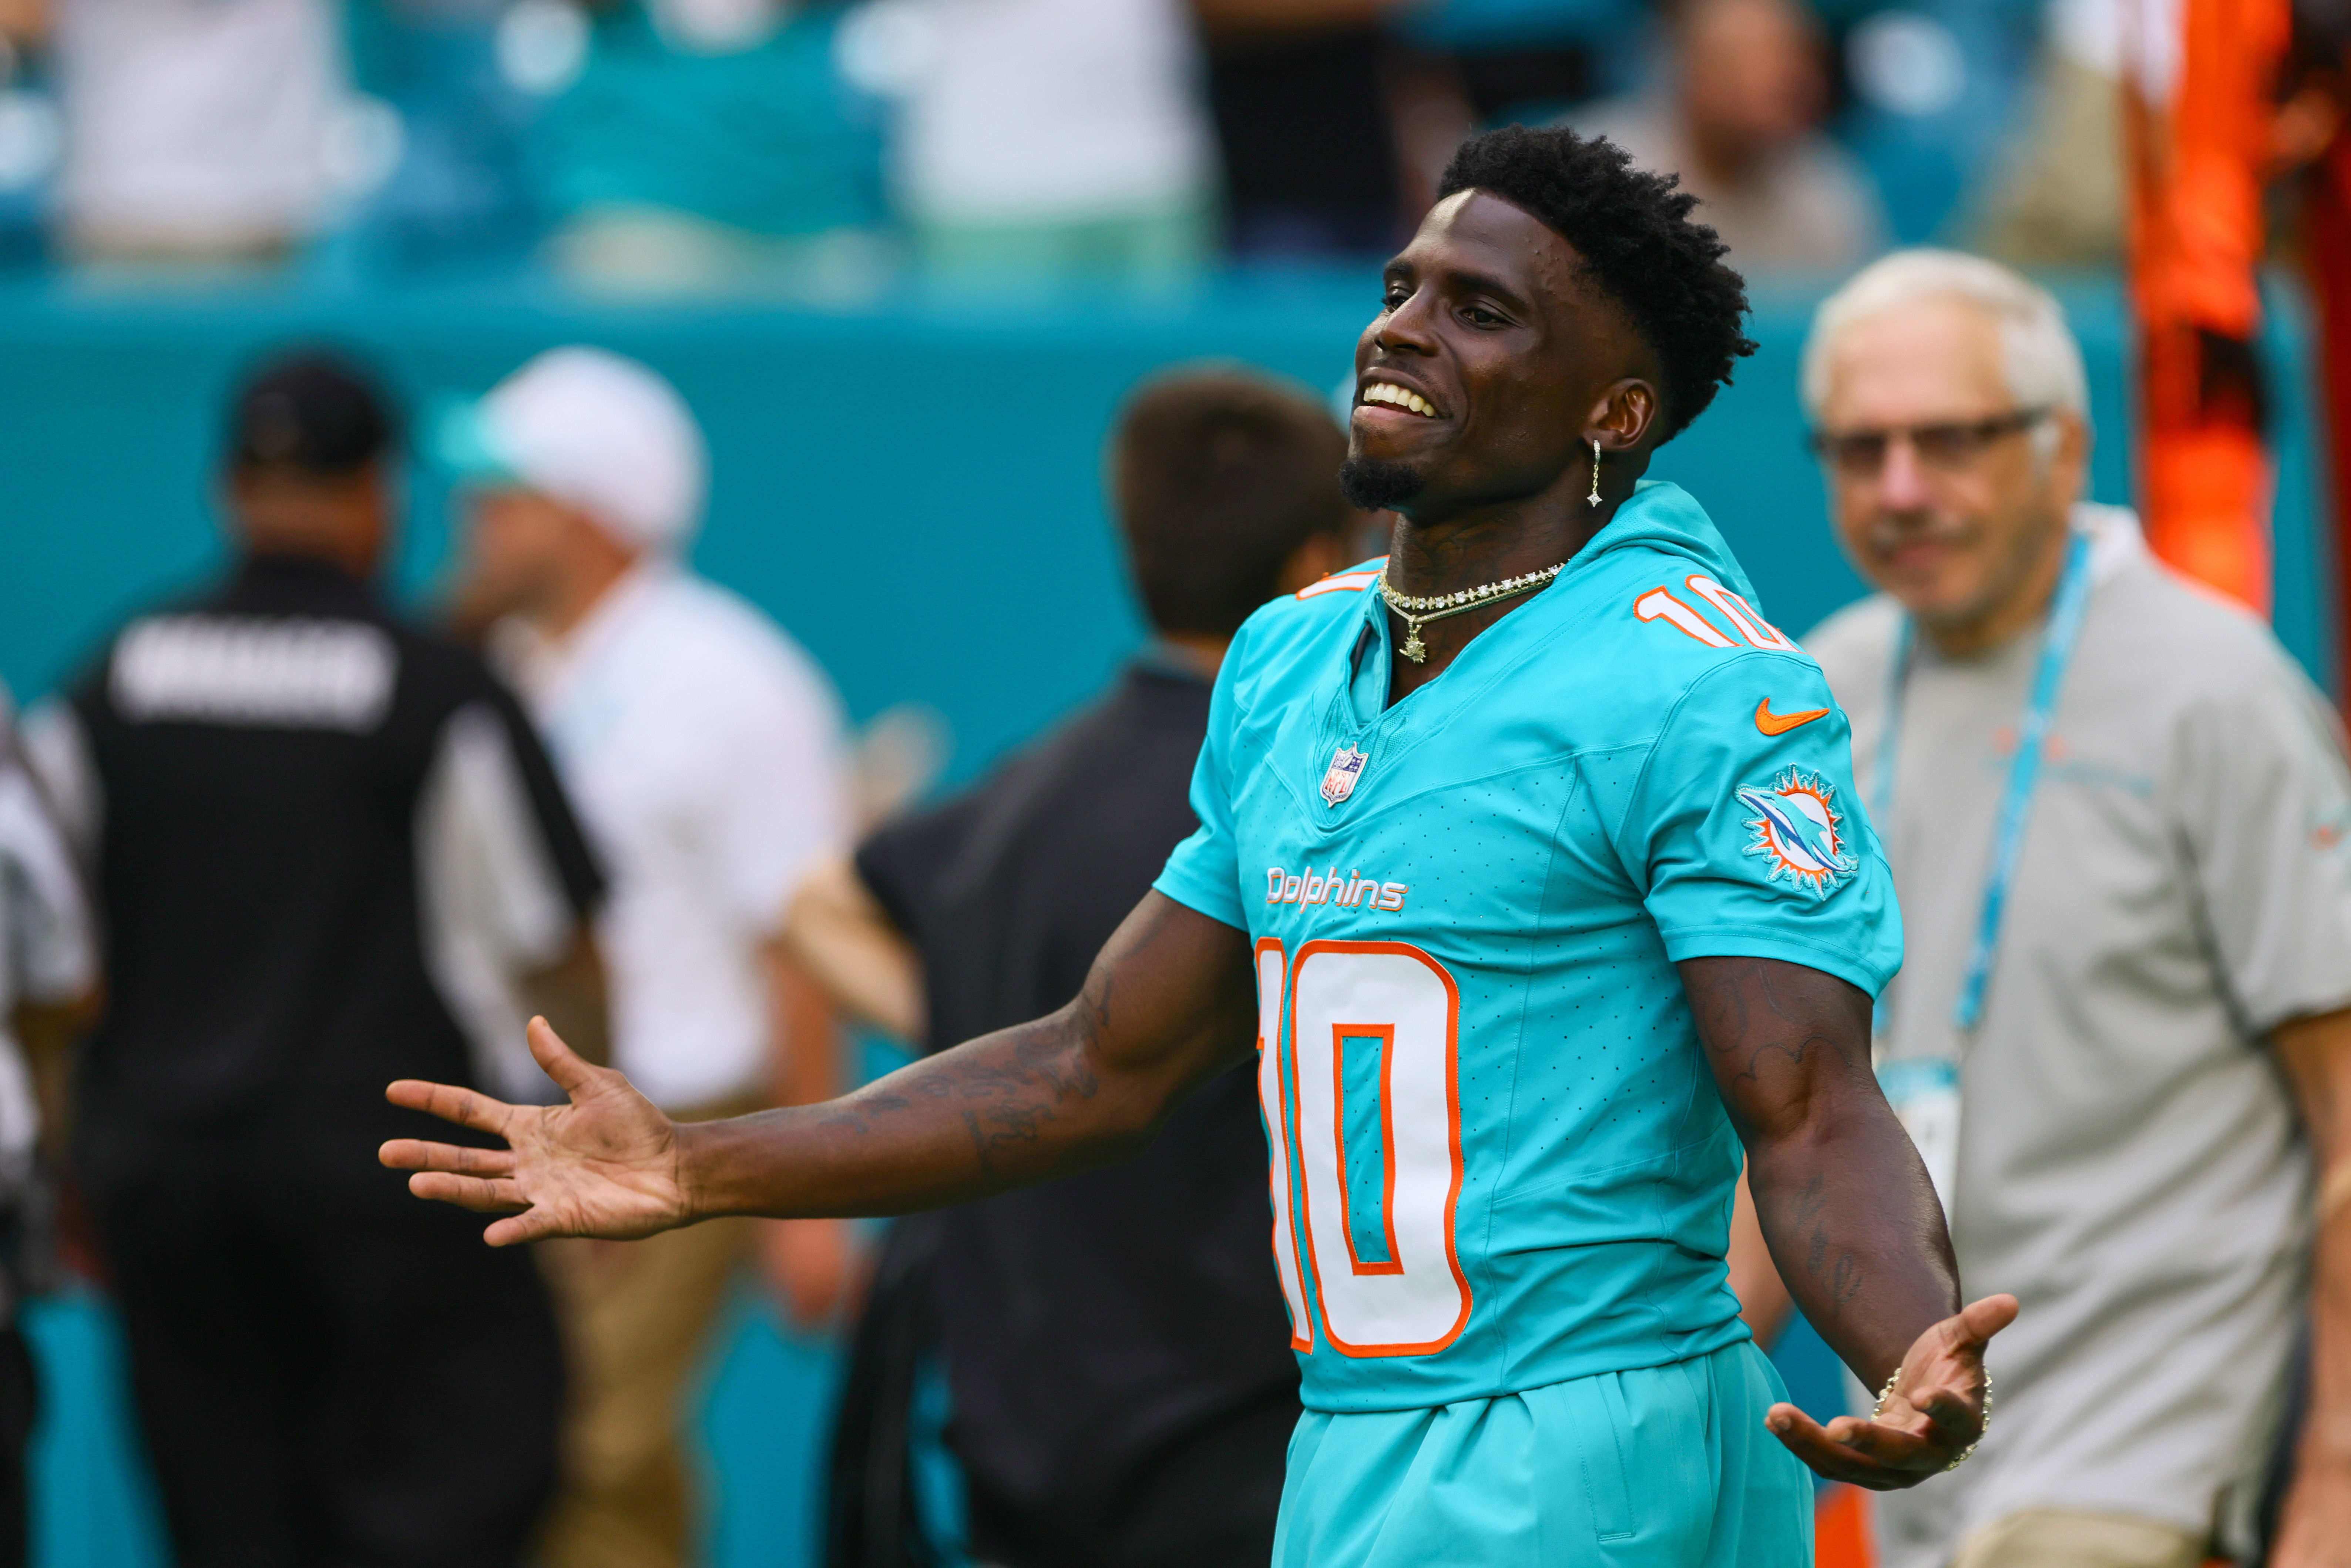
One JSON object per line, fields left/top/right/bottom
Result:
{"left": 808, "top": 1089, "right": 909, "bottom": 1138}
{"left": 1829, "top": 1252, "right": 1864, "bottom": 1308}
{"left": 1763, "top": 1171, "right": 1867, "bottom": 1308}
{"left": 954, "top": 1013, "right": 1112, "bottom": 1168}
{"left": 808, "top": 1012, "right": 1114, "bottom": 1174}
{"left": 1787, "top": 1170, "right": 1828, "bottom": 1231}
{"left": 678, "top": 892, "right": 1259, "bottom": 1223}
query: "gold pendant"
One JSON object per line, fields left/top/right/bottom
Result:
{"left": 1401, "top": 627, "right": 1427, "bottom": 662}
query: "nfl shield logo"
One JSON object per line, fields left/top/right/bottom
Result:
{"left": 1320, "top": 746, "right": 1367, "bottom": 805}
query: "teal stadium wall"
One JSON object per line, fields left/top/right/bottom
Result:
{"left": 0, "top": 272, "right": 2330, "bottom": 1567}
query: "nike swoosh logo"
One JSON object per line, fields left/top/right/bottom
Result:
{"left": 1755, "top": 699, "right": 1831, "bottom": 736}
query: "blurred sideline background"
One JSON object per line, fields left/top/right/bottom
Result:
{"left": 0, "top": 268, "right": 2332, "bottom": 1568}
{"left": 0, "top": 279, "right": 2331, "bottom": 778}
{"left": 0, "top": 0, "right": 2340, "bottom": 1560}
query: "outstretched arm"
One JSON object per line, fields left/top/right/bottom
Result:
{"left": 384, "top": 893, "right": 1257, "bottom": 1245}
{"left": 1681, "top": 954, "right": 2017, "bottom": 1490}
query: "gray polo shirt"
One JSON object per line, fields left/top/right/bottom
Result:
{"left": 1806, "top": 504, "right": 2351, "bottom": 1561}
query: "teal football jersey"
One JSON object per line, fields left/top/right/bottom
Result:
{"left": 1153, "top": 481, "right": 1901, "bottom": 1414}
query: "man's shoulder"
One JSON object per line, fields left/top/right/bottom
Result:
{"left": 1798, "top": 593, "right": 1902, "bottom": 704}
{"left": 1782, "top": 131, "right": 1882, "bottom": 207}
{"left": 1546, "top": 543, "right": 1834, "bottom": 731}
{"left": 864, "top": 673, "right": 1206, "bottom": 930}
{"left": 2108, "top": 552, "right": 2280, "bottom": 656}
{"left": 637, "top": 570, "right": 789, "bottom": 655}
{"left": 1223, "top": 560, "right": 1385, "bottom": 679}
{"left": 1260, "top": 558, "right": 1387, "bottom": 622}
{"left": 962, "top": 669, "right": 1210, "bottom": 829}
{"left": 2093, "top": 551, "right": 2311, "bottom": 712}
{"left": 74, "top": 573, "right": 246, "bottom": 685}
{"left": 340, "top": 600, "right": 514, "bottom": 709}
{"left": 1565, "top": 95, "right": 1676, "bottom": 171}
{"left": 628, "top": 570, "right": 838, "bottom": 711}
{"left": 81, "top": 575, "right": 511, "bottom": 735}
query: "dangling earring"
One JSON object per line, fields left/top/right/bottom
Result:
{"left": 1587, "top": 438, "right": 1603, "bottom": 508}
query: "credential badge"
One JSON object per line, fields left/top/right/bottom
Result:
{"left": 1320, "top": 745, "right": 1367, "bottom": 806}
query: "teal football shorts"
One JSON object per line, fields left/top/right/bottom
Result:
{"left": 1273, "top": 1340, "right": 1813, "bottom": 1568}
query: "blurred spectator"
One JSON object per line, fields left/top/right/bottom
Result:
{"left": 440, "top": 346, "right": 851, "bottom": 1568}
{"left": 0, "top": 0, "right": 56, "bottom": 264}
{"left": 1573, "top": 0, "right": 1887, "bottom": 270}
{"left": 1191, "top": 0, "right": 1643, "bottom": 261}
{"left": 535, "top": 1, "right": 889, "bottom": 293}
{"left": 1193, "top": 0, "right": 1410, "bottom": 258}
{"left": 49, "top": 0, "right": 351, "bottom": 263}
{"left": 1392, "top": 0, "right": 1642, "bottom": 122}
{"left": 849, "top": 0, "right": 1215, "bottom": 278}
{"left": 0, "top": 686, "right": 93, "bottom": 1568}
{"left": 1971, "top": 0, "right": 2123, "bottom": 265}
{"left": 1830, "top": 0, "right": 2042, "bottom": 248}
{"left": 797, "top": 366, "right": 1357, "bottom": 1568}
{"left": 22, "top": 350, "right": 605, "bottom": 1567}
{"left": 1740, "top": 249, "right": 2351, "bottom": 1567}
{"left": 336, "top": 0, "right": 547, "bottom": 273}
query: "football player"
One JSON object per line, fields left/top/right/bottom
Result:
{"left": 384, "top": 126, "right": 2012, "bottom": 1567}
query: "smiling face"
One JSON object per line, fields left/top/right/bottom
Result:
{"left": 1817, "top": 294, "right": 2086, "bottom": 647}
{"left": 1344, "top": 190, "right": 1660, "bottom": 520}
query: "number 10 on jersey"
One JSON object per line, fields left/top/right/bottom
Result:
{"left": 1255, "top": 938, "right": 1472, "bottom": 1357}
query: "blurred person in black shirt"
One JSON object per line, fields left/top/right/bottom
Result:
{"left": 1195, "top": 0, "right": 1409, "bottom": 259}
{"left": 783, "top": 365, "right": 1363, "bottom": 1568}
{"left": 1190, "top": 0, "right": 1626, "bottom": 261}
{"left": 21, "top": 351, "right": 608, "bottom": 1568}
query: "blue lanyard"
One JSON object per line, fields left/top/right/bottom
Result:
{"left": 1874, "top": 530, "right": 2095, "bottom": 1034}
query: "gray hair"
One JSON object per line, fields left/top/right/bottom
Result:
{"left": 1800, "top": 249, "right": 2090, "bottom": 431}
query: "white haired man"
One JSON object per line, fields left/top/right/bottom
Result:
{"left": 1731, "top": 248, "right": 2351, "bottom": 1567}
{"left": 440, "top": 348, "right": 850, "bottom": 1568}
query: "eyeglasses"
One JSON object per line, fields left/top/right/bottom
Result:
{"left": 1808, "top": 408, "right": 2051, "bottom": 477}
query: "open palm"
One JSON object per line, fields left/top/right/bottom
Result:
{"left": 1764, "top": 1293, "right": 2020, "bottom": 1489}
{"left": 380, "top": 1017, "right": 689, "bottom": 1245}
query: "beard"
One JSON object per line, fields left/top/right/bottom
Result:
{"left": 1338, "top": 455, "right": 1427, "bottom": 512}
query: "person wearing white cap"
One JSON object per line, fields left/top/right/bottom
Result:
{"left": 440, "top": 346, "right": 852, "bottom": 1568}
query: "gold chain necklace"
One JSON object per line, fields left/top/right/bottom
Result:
{"left": 1375, "top": 562, "right": 1568, "bottom": 663}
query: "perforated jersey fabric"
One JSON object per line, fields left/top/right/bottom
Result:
{"left": 1155, "top": 480, "right": 1901, "bottom": 1417}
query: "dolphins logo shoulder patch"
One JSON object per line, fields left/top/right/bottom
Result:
{"left": 1735, "top": 769, "right": 1859, "bottom": 896}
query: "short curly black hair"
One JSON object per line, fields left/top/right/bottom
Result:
{"left": 1438, "top": 125, "right": 1756, "bottom": 444}
{"left": 1113, "top": 366, "right": 1354, "bottom": 637}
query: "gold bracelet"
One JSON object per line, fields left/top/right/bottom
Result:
{"left": 1872, "top": 1368, "right": 1994, "bottom": 1471}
